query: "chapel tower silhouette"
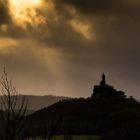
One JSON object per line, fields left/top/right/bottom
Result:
{"left": 100, "top": 73, "right": 106, "bottom": 87}
{"left": 91, "top": 74, "right": 126, "bottom": 99}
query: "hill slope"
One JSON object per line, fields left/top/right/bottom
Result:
{"left": 26, "top": 75, "right": 140, "bottom": 140}
{"left": 27, "top": 98, "right": 140, "bottom": 139}
{"left": 0, "top": 95, "right": 69, "bottom": 111}
{"left": 24, "top": 95, "right": 69, "bottom": 110}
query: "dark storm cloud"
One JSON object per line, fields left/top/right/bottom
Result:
{"left": 54, "top": 0, "right": 140, "bottom": 15}
{"left": 0, "top": 0, "right": 11, "bottom": 25}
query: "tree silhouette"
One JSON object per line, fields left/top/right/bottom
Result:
{"left": 0, "top": 68, "right": 28, "bottom": 140}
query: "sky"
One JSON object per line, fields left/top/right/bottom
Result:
{"left": 0, "top": 0, "right": 140, "bottom": 98}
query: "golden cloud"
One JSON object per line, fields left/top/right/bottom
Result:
{"left": 70, "top": 19, "right": 92, "bottom": 40}
{"left": 9, "top": 0, "right": 46, "bottom": 28}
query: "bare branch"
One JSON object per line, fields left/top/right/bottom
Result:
{"left": 0, "top": 68, "right": 28, "bottom": 140}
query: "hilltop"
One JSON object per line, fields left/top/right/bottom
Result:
{"left": 26, "top": 74, "right": 140, "bottom": 140}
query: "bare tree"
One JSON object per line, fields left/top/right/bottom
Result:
{"left": 0, "top": 69, "right": 28, "bottom": 140}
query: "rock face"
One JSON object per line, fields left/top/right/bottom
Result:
{"left": 91, "top": 74, "right": 126, "bottom": 99}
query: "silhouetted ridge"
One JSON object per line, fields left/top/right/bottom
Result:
{"left": 26, "top": 74, "right": 140, "bottom": 139}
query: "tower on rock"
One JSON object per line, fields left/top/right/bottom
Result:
{"left": 91, "top": 74, "right": 126, "bottom": 100}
